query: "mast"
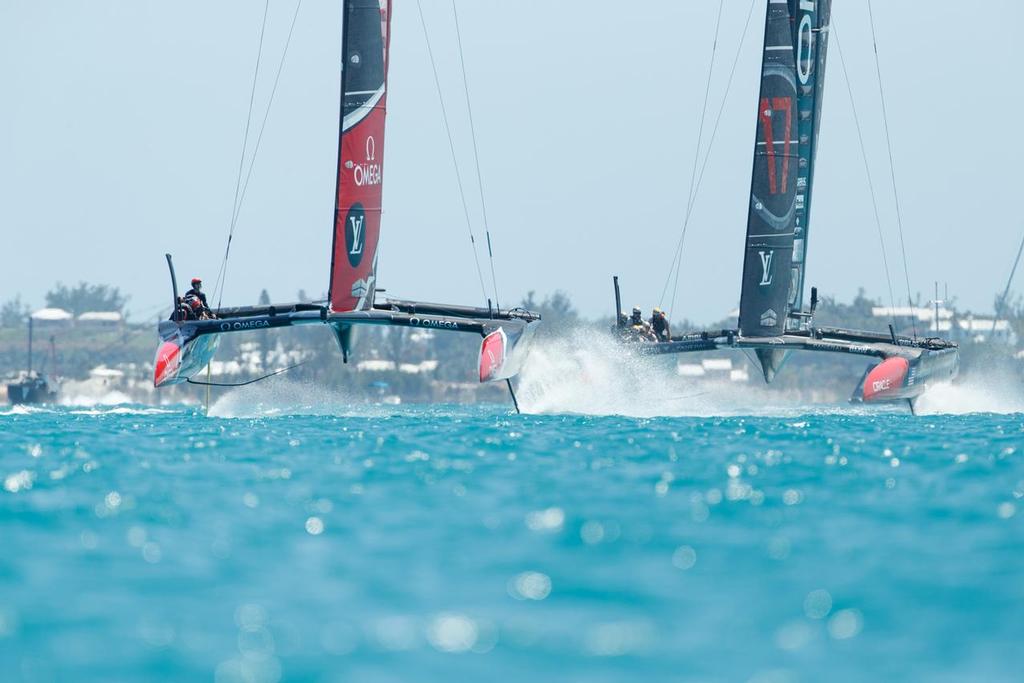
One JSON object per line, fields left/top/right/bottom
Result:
{"left": 328, "top": 0, "right": 392, "bottom": 313}
{"left": 738, "top": 0, "right": 832, "bottom": 339}
{"left": 27, "top": 315, "right": 33, "bottom": 374}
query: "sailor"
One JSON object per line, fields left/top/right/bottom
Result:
{"left": 628, "top": 306, "right": 657, "bottom": 342}
{"left": 650, "top": 307, "right": 671, "bottom": 342}
{"left": 183, "top": 278, "right": 215, "bottom": 319}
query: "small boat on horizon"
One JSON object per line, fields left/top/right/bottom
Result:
{"left": 5, "top": 315, "right": 58, "bottom": 405}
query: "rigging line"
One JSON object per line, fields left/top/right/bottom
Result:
{"left": 214, "top": 0, "right": 271, "bottom": 308}
{"left": 416, "top": 0, "right": 489, "bottom": 304}
{"left": 993, "top": 231, "right": 1024, "bottom": 335}
{"left": 867, "top": 0, "right": 916, "bottom": 339}
{"left": 664, "top": 0, "right": 757, "bottom": 322}
{"left": 219, "top": 0, "right": 305, "bottom": 310}
{"left": 451, "top": 0, "right": 500, "bottom": 308}
{"left": 228, "top": 0, "right": 304, "bottom": 234}
{"left": 659, "top": 0, "right": 725, "bottom": 312}
{"left": 186, "top": 362, "right": 306, "bottom": 388}
{"left": 832, "top": 19, "right": 897, "bottom": 327}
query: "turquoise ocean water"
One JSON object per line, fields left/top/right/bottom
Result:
{"left": 2, "top": 399, "right": 1023, "bottom": 682}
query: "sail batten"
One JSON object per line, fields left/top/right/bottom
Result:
{"left": 738, "top": 0, "right": 831, "bottom": 338}
{"left": 329, "top": 0, "right": 392, "bottom": 313}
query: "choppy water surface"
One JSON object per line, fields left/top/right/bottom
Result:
{"left": 2, "top": 404, "right": 1023, "bottom": 682}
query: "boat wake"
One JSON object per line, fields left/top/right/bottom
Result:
{"left": 516, "top": 331, "right": 820, "bottom": 418}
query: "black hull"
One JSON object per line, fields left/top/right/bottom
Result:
{"left": 626, "top": 325, "right": 960, "bottom": 404}
{"left": 7, "top": 378, "right": 57, "bottom": 405}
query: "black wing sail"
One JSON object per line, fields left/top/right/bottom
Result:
{"left": 738, "top": 0, "right": 831, "bottom": 338}
{"left": 617, "top": 0, "right": 958, "bottom": 403}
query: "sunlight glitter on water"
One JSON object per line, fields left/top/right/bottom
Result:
{"left": 1, "top": 406, "right": 1022, "bottom": 682}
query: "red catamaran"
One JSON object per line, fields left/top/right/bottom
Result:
{"left": 154, "top": 0, "right": 539, "bottom": 395}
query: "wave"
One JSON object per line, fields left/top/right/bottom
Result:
{"left": 67, "top": 406, "right": 177, "bottom": 416}
{"left": 0, "top": 404, "right": 55, "bottom": 416}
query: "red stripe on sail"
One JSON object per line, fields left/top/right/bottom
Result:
{"left": 759, "top": 98, "right": 777, "bottom": 194}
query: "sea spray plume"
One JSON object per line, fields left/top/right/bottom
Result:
{"left": 913, "top": 349, "right": 1024, "bottom": 415}
{"left": 515, "top": 326, "right": 818, "bottom": 418}
{"left": 59, "top": 389, "right": 133, "bottom": 407}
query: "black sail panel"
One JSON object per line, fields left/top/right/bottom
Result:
{"left": 738, "top": 0, "right": 831, "bottom": 337}
{"left": 796, "top": 0, "right": 831, "bottom": 319}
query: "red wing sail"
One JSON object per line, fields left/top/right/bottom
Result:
{"left": 329, "top": 0, "right": 392, "bottom": 313}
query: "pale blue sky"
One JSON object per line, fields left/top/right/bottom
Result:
{"left": 1, "top": 1, "right": 1021, "bottom": 323}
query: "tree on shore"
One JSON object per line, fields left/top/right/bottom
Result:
{"left": 521, "top": 290, "right": 579, "bottom": 339}
{"left": 1, "top": 296, "right": 30, "bottom": 327}
{"left": 45, "top": 282, "right": 128, "bottom": 317}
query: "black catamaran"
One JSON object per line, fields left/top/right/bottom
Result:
{"left": 154, "top": 0, "right": 539, "bottom": 393}
{"left": 616, "top": 0, "right": 958, "bottom": 407}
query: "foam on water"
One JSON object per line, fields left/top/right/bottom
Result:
{"left": 0, "top": 404, "right": 53, "bottom": 417}
{"left": 67, "top": 406, "right": 176, "bottom": 416}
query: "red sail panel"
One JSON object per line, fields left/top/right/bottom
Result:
{"left": 329, "top": 0, "right": 392, "bottom": 313}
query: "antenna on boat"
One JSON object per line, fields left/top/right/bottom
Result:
{"left": 165, "top": 254, "right": 180, "bottom": 321}
{"left": 48, "top": 335, "right": 58, "bottom": 380}
{"left": 613, "top": 276, "right": 623, "bottom": 329}
{"left": 27, "top": 314, "right": 33, "bottom": 374}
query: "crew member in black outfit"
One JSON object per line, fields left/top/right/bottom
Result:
{"left": 183, "top": 278, "right": 215, "bottom": 319}
{"left": 650, "top": 307, "right": 671, "bottom": 342}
